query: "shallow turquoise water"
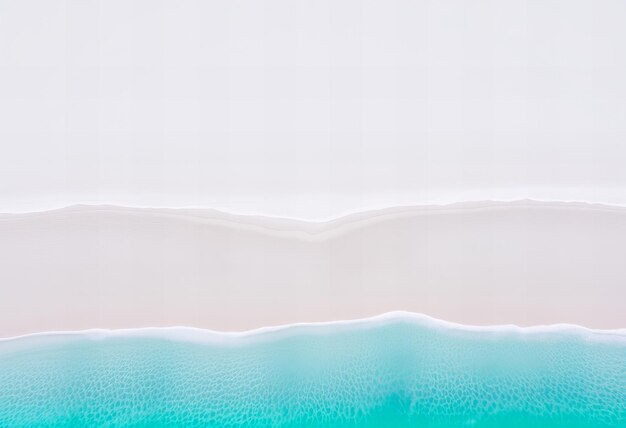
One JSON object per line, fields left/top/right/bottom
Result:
{"left": 0, "top": 318, "right": 624, "bottom": 427}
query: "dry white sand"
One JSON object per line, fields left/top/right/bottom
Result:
{"left": 1, "top": 201, "right": 625, "bottom": 337}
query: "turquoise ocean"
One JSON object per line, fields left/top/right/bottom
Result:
{"left": 0, "top": 314, "right": 624, "bottom": 427}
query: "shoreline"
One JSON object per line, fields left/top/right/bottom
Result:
{"left": 1, "top": 200, "right": 626, "bottom": 337}
{"left": 3, "top": 311, "right": 625, "bottom": 346}
{"left": 3, "top": 191, "right": 626, "bottom": 223}
{"left": 3, "top": 199, "right": 626, "bottom": 241}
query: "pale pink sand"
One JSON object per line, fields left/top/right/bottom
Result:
{"left": 0, "top": 201, "right": 625, "bottom": 337}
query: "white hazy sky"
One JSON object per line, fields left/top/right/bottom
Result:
{"left": 1, "top": 0, "right": 625, "bottom": 220}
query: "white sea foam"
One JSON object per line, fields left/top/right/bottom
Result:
{"left": 2, "top": 312, "right": 625, "bottom": 348}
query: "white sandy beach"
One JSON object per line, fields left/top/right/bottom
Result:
{"left": 1, "top": 0, "right": 626, "bottom": 340}
{"left": 1, "top": 200, "right": 625, "bottom": 337}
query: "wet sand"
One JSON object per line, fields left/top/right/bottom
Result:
{"left": 1, "top": 201, "right": 625, "bottom": 337}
